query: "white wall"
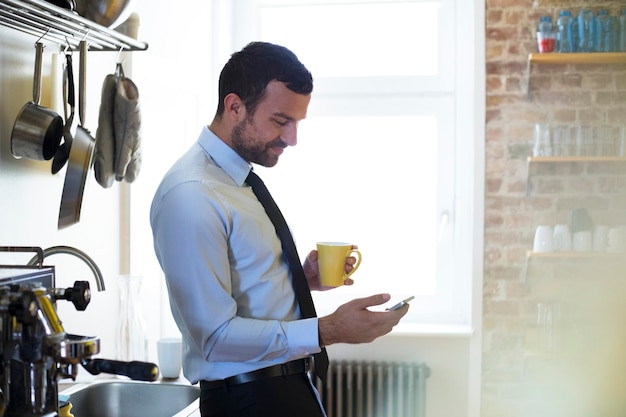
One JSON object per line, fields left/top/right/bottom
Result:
{"left": 0, "top": 2, "right": 481, "bottom": 416}
{"left": 0, "top": 27, "right": 124, "bottom": 361}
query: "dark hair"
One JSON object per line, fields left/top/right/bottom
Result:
{"left": 215, "top": 42, "right": 313, "bottom": 117}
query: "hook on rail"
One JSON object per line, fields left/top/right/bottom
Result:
{"left": 34, "top": 26, "right": 50, "bottom": 45}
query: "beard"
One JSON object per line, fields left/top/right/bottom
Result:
{"left": 231, "top": 117, "right": 286, "bottom": 167}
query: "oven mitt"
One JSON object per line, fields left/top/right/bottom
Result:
{"left": 93, "top": 74, "right": 117, "bottom": 188}
{"left": 93, "top": 73, "right": 142, "bottom": 187}
{"left": 114, "top": 76, "right": 142, "bottom": 183}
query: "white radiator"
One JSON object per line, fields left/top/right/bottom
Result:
{"left": 316, "top": 361, "right": 430, "bottom": 417}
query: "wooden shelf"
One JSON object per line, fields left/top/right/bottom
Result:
{"left": 526, "top": 52, "right": 626, "bottom": 99}
{"left": 526, "top": 251, "right": 625, "bottom": 260}
{"left": 528, "top": 156, "right": 626, "bottom": 163}
{"left": 529, "top": 52, "right": 626, "bottom": 65}
{"left": 525, "top": 156, "right": 626, "bottom": 195}
{"left": 523, "top": 250, "right": 626, "bottom": 283}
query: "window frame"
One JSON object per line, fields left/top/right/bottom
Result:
{"left": 209, "top": 0, "right": 481, "bottom": 328}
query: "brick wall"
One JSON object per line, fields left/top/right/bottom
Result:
{"left": 484, "top": 1, "right": 626, "bottom": 416}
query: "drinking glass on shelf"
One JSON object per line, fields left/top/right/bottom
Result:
{"left": 537, "top": 302, "right": 560, "bottom": 351}
{"left": 575, "top": 125, "right": 594, "bottom": 156}
{"left": 533, "top": 123, "right": 552, "bottom": 157}
{"left": 594, "top": 126, "right": 616, "bottom": 156}
{"left": 552, "top": 125, "right": 573, "bottom": 156}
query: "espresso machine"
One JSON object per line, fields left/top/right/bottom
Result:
{"left": 0, "top": 247, "right": 158, "bottom": 417}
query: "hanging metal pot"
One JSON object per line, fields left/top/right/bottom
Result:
{"left": 74, "top": 0, "right": 135, "bottom": 29}
{"left": 58, "top": 41, "right": 95, "bottom": 229}
{"left": 43, "top": 0, "right": 76, "bottom": 10}
{"left": 11, "top": 42, "right": 63, "bottom": 161}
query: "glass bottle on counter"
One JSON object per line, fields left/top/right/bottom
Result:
{"left": 115, "top": 275, "right": 148, "bottom": 362}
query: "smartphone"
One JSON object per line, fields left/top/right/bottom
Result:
{"left": 388, "top": 296, "right": 415, "bottom": 311}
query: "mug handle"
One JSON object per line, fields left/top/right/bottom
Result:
{"left": 345, "top": 249, "right": 362, "bottom": 278}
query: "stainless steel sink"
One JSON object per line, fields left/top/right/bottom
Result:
{"left": 60, "top": 379, "right": 200, "bottom": 417}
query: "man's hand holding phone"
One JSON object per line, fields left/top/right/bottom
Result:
{"left": 388, "top": 296, "right": 415, "bottom": 311}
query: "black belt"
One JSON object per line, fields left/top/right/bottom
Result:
{"left": 200, "top": 358, "right": 310, "bottom": 390}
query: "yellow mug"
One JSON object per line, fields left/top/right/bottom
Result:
{"left": 316, "top": 242, "right": 362, "bottom": 287}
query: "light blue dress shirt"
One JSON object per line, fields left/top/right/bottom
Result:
{"left": 150, "top": 127, "right": 320, "bottom": 384}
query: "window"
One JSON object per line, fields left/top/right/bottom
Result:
{"left": 206, "top": 0, "right": 481, "bottom": 328}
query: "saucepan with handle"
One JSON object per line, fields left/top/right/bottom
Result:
{"left": 11, "top": 42, "right": 63, "bottom": 161}
{"left": 58, "top": 41, "right": 95, "bottom": 229}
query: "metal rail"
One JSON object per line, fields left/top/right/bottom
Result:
{"left": 0, "top": 0, "right": 148, "bottom": 51}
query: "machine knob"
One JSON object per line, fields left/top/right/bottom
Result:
{"left": 60, "top": 281, "right": 91, "bottom": 311}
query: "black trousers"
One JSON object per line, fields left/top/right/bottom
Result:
{"left": 200, "top": 372, "right": 326, "bottom": 417}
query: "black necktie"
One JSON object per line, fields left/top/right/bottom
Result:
{"left": 246, "top": 170, "right": 328, "bottom": 382}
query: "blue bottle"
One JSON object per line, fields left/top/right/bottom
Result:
{"left": 594, "top": 10, "right": 610, "bottom": 52}
{"left": 557, "top": 10, "right": 573, "bottom": 52}
{"left": 578, "top": 9, "right": 595, "bottom": 52}
{"left": 568, "top": 17, "right": 579, "bottom": 52}
{"left": 605, "top": 16, "right": 619, "bottom": 52}
{"left": 620, "top": 9, "right": 626, "bottom": 52}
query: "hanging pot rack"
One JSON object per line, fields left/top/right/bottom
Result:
{"left": 0, "top": 0, "right": 148, "bottom": 51}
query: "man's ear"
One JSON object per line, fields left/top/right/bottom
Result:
{"left": 223, "top": 93, "right": 247, "bottom": 122}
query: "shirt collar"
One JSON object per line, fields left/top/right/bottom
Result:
{"left": 198, "top": 126, "right": 251, "bottom": 186}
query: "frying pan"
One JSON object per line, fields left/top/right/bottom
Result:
{"left": 51, "top": 52, "right": 75, "bottom": 174}
{"left": 58, "top": 41, "right": 94, "bottom": 229}
{"left": 11, "top": 42, "right": 63, "bottom": 161}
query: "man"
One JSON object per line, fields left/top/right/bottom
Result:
{"left": 150, "top": 41, "right": 408, "bottom": 417}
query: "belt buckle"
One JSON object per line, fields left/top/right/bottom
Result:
{"left": 305, "top": 356, "right": 313, "bottom": 377}
{"left": 281, "top": 358, "right": 308, "bottom": 377}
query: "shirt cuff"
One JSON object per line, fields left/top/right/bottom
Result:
{"left": 284, "top": 317, "right": 321, "bottom": 357}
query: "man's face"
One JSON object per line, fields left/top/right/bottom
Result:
{"left": 231, "top": 81, "right": 311, "bottom": 167}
